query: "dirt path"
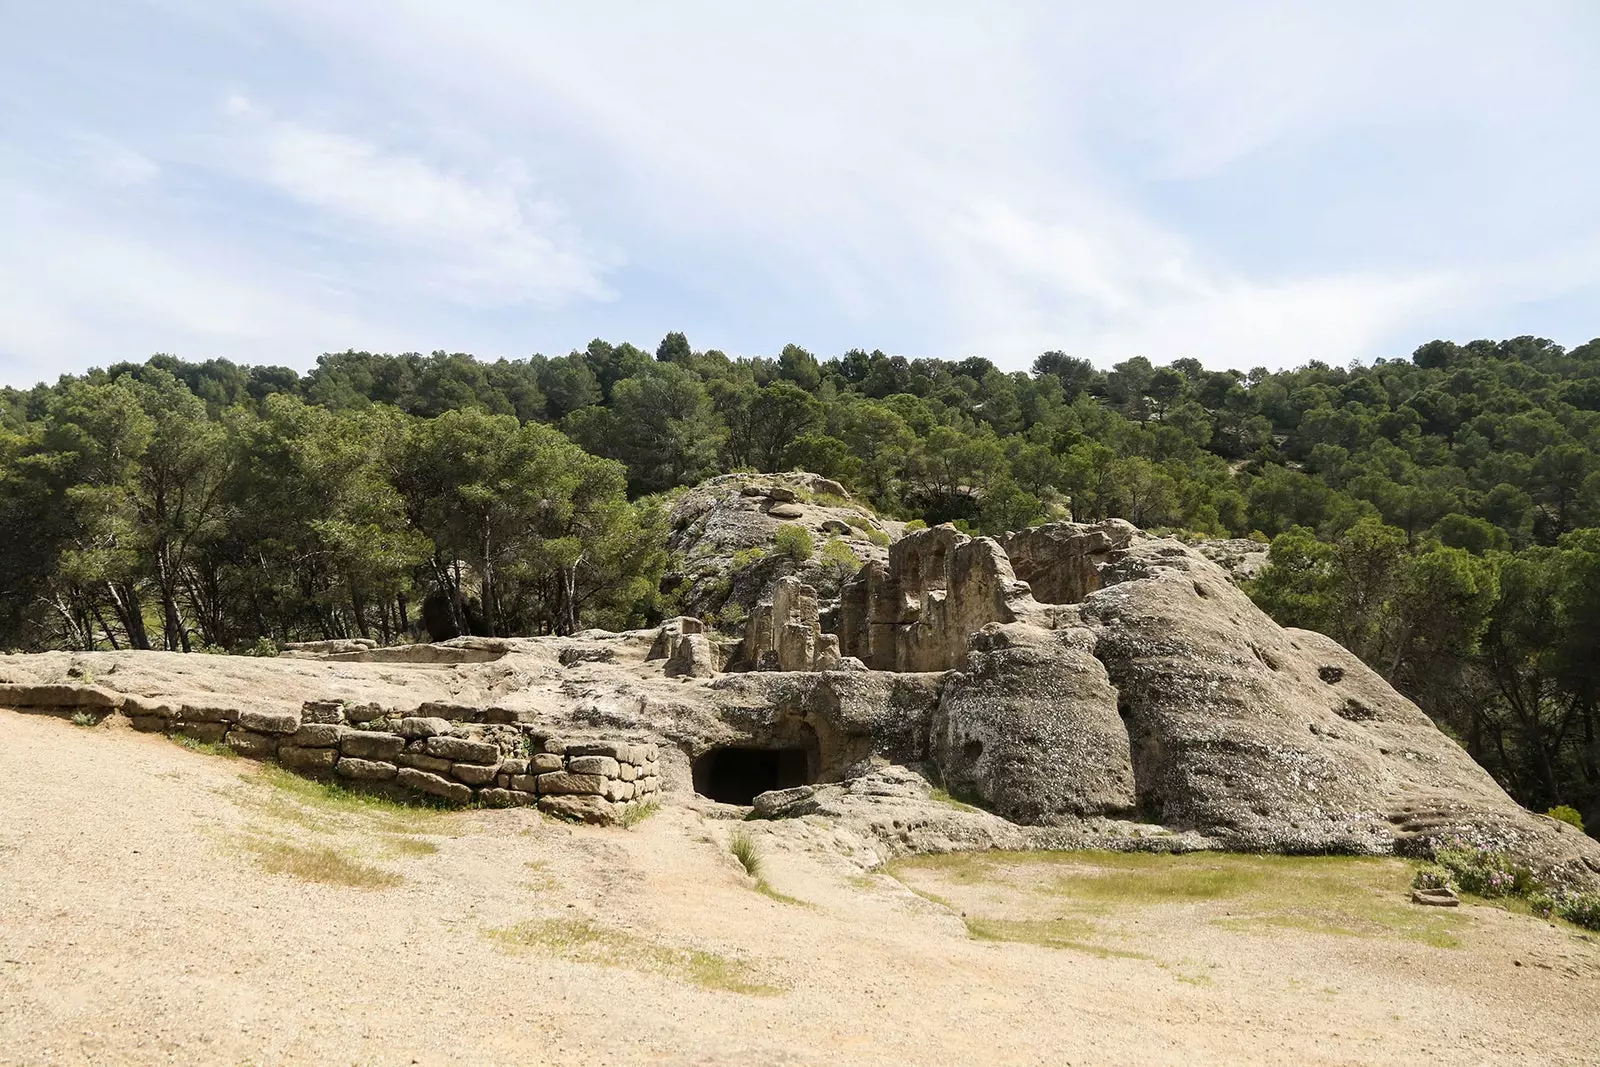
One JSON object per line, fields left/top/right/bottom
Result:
{"left": 1, "top": 710, "right": 1596, "bottom": 1066}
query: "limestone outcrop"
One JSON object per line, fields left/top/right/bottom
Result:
{"left": 3, "top": 475, "right": 1596, "bottom": 888}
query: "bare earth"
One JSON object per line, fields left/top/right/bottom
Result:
{"left": 1, "top": 710, "right": 1596, "bottom": 1066}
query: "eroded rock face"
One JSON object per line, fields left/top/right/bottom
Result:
{"left": 934, "top": 623, "right": 1135, "bottom": 824}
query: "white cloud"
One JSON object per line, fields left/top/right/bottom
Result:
{"left": 225, "top": 98, "right": 615, "bottom": 307}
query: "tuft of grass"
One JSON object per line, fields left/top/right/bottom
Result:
{"left": 245, "top": 836, "right": 402, "bottom": 888}
{"left": 729, "top": 830, "right": 763, "bottom": 878}
{"left": 619, "top": 801, "right": 660, "bottom": 829}
{"left": 70, "top": 710, "right": 98, "bottom": 727}
{"left": 728, "top": 830, "right": 810, "bottom": 906}
{"left": 257, "top": 765, "right": 443, "bottom": 826}
{"left": 170, "top": 734, "right": 237, "bottom": 758}
{"left": 489, "top": 919, "right": 781, "bottom": 995}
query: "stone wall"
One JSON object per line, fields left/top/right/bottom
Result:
{"left": 0, "top": 683, "right": 659, "bottom": 825}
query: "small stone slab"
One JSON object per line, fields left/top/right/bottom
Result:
{"left": 768, "top": 503, "right": 804, "bottom": 519}
{"left": 766, "top": 486, "right": 799, "bottom": 503}
{"left": 300, "top": 700, "right": 345, "bottom": 724}
{"left": 566, "top": 741, "right": 625, "bottom": 759}
{"left": 286, "top": 723, "right": 344, "bottom": 748}
{"left": 536, "top": 772, "right": 608, "bottom": 796}
{"left": 399, "top": 752, "right": 453, "bottom": 774}
{"left": 752, "top": 785, "right": 817, "bottom": 819}
{"left": 335, "top": 758, "right": 398, "bottom": 781}
{"left": 568, "top": 755, "right": 620, "bottom": 778}
{"left": 1412, "top": 887, "right": 1460, "bottom": 907}
{"left": 537, "top": 794, "right": 618, "bottom": 825}
{"left": 0, "top": 682, "right": 125, "bottom": 709}
{"left": 425, "top": 735, "right": 499, "bottom": 763}
{"left": 532, "top": 753, "right": 564, "bottom": 773}
{"left": 279, "top": 745, "right": 339, "bottom": 771}
{"left": 479, "top": 788, "right": 537, "bottom": 808}
{"left": 396, "top": 767, "right": 472, "bottom": 804}
{"left": 451, "top": 762, "right": 499, "bottom": 786}
{"left": 172, "top": 722, "right": 228, "bottom": 744}
{"left": 129, "top": 715, "right": 168, "bottom": 733}
{"left": 226, "top": 729, "right": 280, "bottom": 758}
{"left": 237, "top": 707, "right": 301, "bottom": 735}
{"left": 340, "top": 732, "right": 405, "bottom": 761}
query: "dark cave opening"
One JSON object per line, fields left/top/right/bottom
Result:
{"left": 692, "top": 746, "right": 816, "bottom": 805}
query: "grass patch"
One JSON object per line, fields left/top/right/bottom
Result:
{"left": 245, "top": 836, "right": 402, "bottom": 889}
{"left": 619, "top": 800, "right": 660, "bottom": 829}
{"left": 381, "top": 835, "right": 439, "bottom": 857}
{"left": 170, "top": 734, "right": 237, "bottom": 758}
{"left": 928, "top": 786, "right": 986, "bottom": 814}
{"left": 70, "top": 710, "right": 97, "bottom": 728}
{"left": 489, "top": 919, "right": 781, "bottom": 995}
{"left": 255, "top": 765, "right": 444, "bottom": 830}
{"left": 891, "top": 850, "right": 1469, "bottom": 952}
{"left": 964, "top": 917, "right": 1150, "bottom": 959}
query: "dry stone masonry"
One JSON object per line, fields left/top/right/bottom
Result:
{"left": 0, "top": 685, "right": 658, "bottom": 824}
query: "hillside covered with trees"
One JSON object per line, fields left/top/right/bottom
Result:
{"left": 2, "top": 335, "right": 1597, "bottom": 823}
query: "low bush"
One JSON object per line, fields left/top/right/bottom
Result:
{"left": 730, "top": 546, "right": 767, "bottom": 572}
{"left": 1411, "top": 865, "right": 1453, "bottom": 891}
{"left": 1558, "top": 892, "right": 1600, "bottom": 930}
{"left": 772, "top": 524, "right": 814, "bottom": 562}
{"left": 1433, "top": 842, "right": 1535, "bottom": 898}
{"left": 1546, "top": 805, "right": 1585, "bottom": 833}
{"left": 903, "top": 519, "right": 928, "bottom": 532}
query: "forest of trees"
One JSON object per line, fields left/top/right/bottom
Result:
{"left": 2, "top": 334, "right": 1597, "bottom": 824}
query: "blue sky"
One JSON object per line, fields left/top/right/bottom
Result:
{"left": 3, "top": 1, "right": 1599, "bottom": 388}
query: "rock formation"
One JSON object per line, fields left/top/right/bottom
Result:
{"left": 2, "top": 473, "right": 1596, "bottom": 888}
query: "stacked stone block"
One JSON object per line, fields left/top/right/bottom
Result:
{"left": 0, "top": 684, "right": 659, "bottom": 824}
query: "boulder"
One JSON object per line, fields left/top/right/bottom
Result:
{"left": 767, "top": 503, "right": 805, "bottom": 519}
{"left": 766, "top": 487, "right": 799, "bottom": 503}
{"left": 819, "top": 519, "right": 854, "bottom": 535}
{"left": 286, "top": 723, "right": 344, "bottom": 748}
{"left": 752, "top": 785, "right": 819, "bottom": 819}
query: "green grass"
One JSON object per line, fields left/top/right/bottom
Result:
{"left": 965, "top": 917, "right": 1151, "bottom": 960}
{"left": 729, "top": 830, "right": 762, "bottom": 878}
{"left": 170, "top": 733, "right": 237, "bottom": 758}
{"left": 890, "top": 850, "right": 1469, "bottom": 952}
{"left": 728, "top": 830, "right": 810, "bottom": 906}
{"left": 256, "top": 764, "right": 445, "bottom": 827}
{"left": 928, "top": 786, "right": 986, "bottom": 814}
{"left": 619, "top": 800, "right": 660, "bottom": 829}
{"left": 489, "top": 919, "right": 781, "bottom": 995}
{"left": 70, "top": 710, "right": 97, "bottom": 728}
{"left": 244, "top": 835, "right": 402, "bottom": 888}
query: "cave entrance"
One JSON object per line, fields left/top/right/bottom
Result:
{"left": 692, "top": 746, "right": 816, "bottom": 805}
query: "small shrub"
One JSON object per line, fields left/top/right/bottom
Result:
{"left": 1528, "top": 891, "right": 1557, "bottom": 919}
{"left": 1557, "top": 891, "right": 1600, "bottom": 930}
{"left": 865, "top": 528, "right": 891, "bottom": 547}
{"left": 904, "top": 519, "right": 928, "bottom": 532}
{"left": 1411, "top": 865, "right": 1453, "bottom": 892}
{"left": 70, "top": 710, "right": 97, "bottom": 728}
{"left": 1546, "top": 805, "right": 1585, "bottom": 833}
{"left": 242, "top": 636, "right": 281, "bottom": 658}
{"left": 1433, "top": 839, "right": 1535, "bottom": 899}
{"left": 772, "top": 524, "right": 814, "bottom": 562}
{"left": 718, "top": 601, "right": 749, "bottom": 630}
{"left": 730, "top": 546, "right": 768, "bottom": 572}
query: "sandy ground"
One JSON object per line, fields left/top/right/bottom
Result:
{"left": 1, "top": 709, "right": 1597, "bottom": 1067}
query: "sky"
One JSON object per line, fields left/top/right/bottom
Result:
{"left": 3, "top": 1, "right": 1599, "bottom": 389}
